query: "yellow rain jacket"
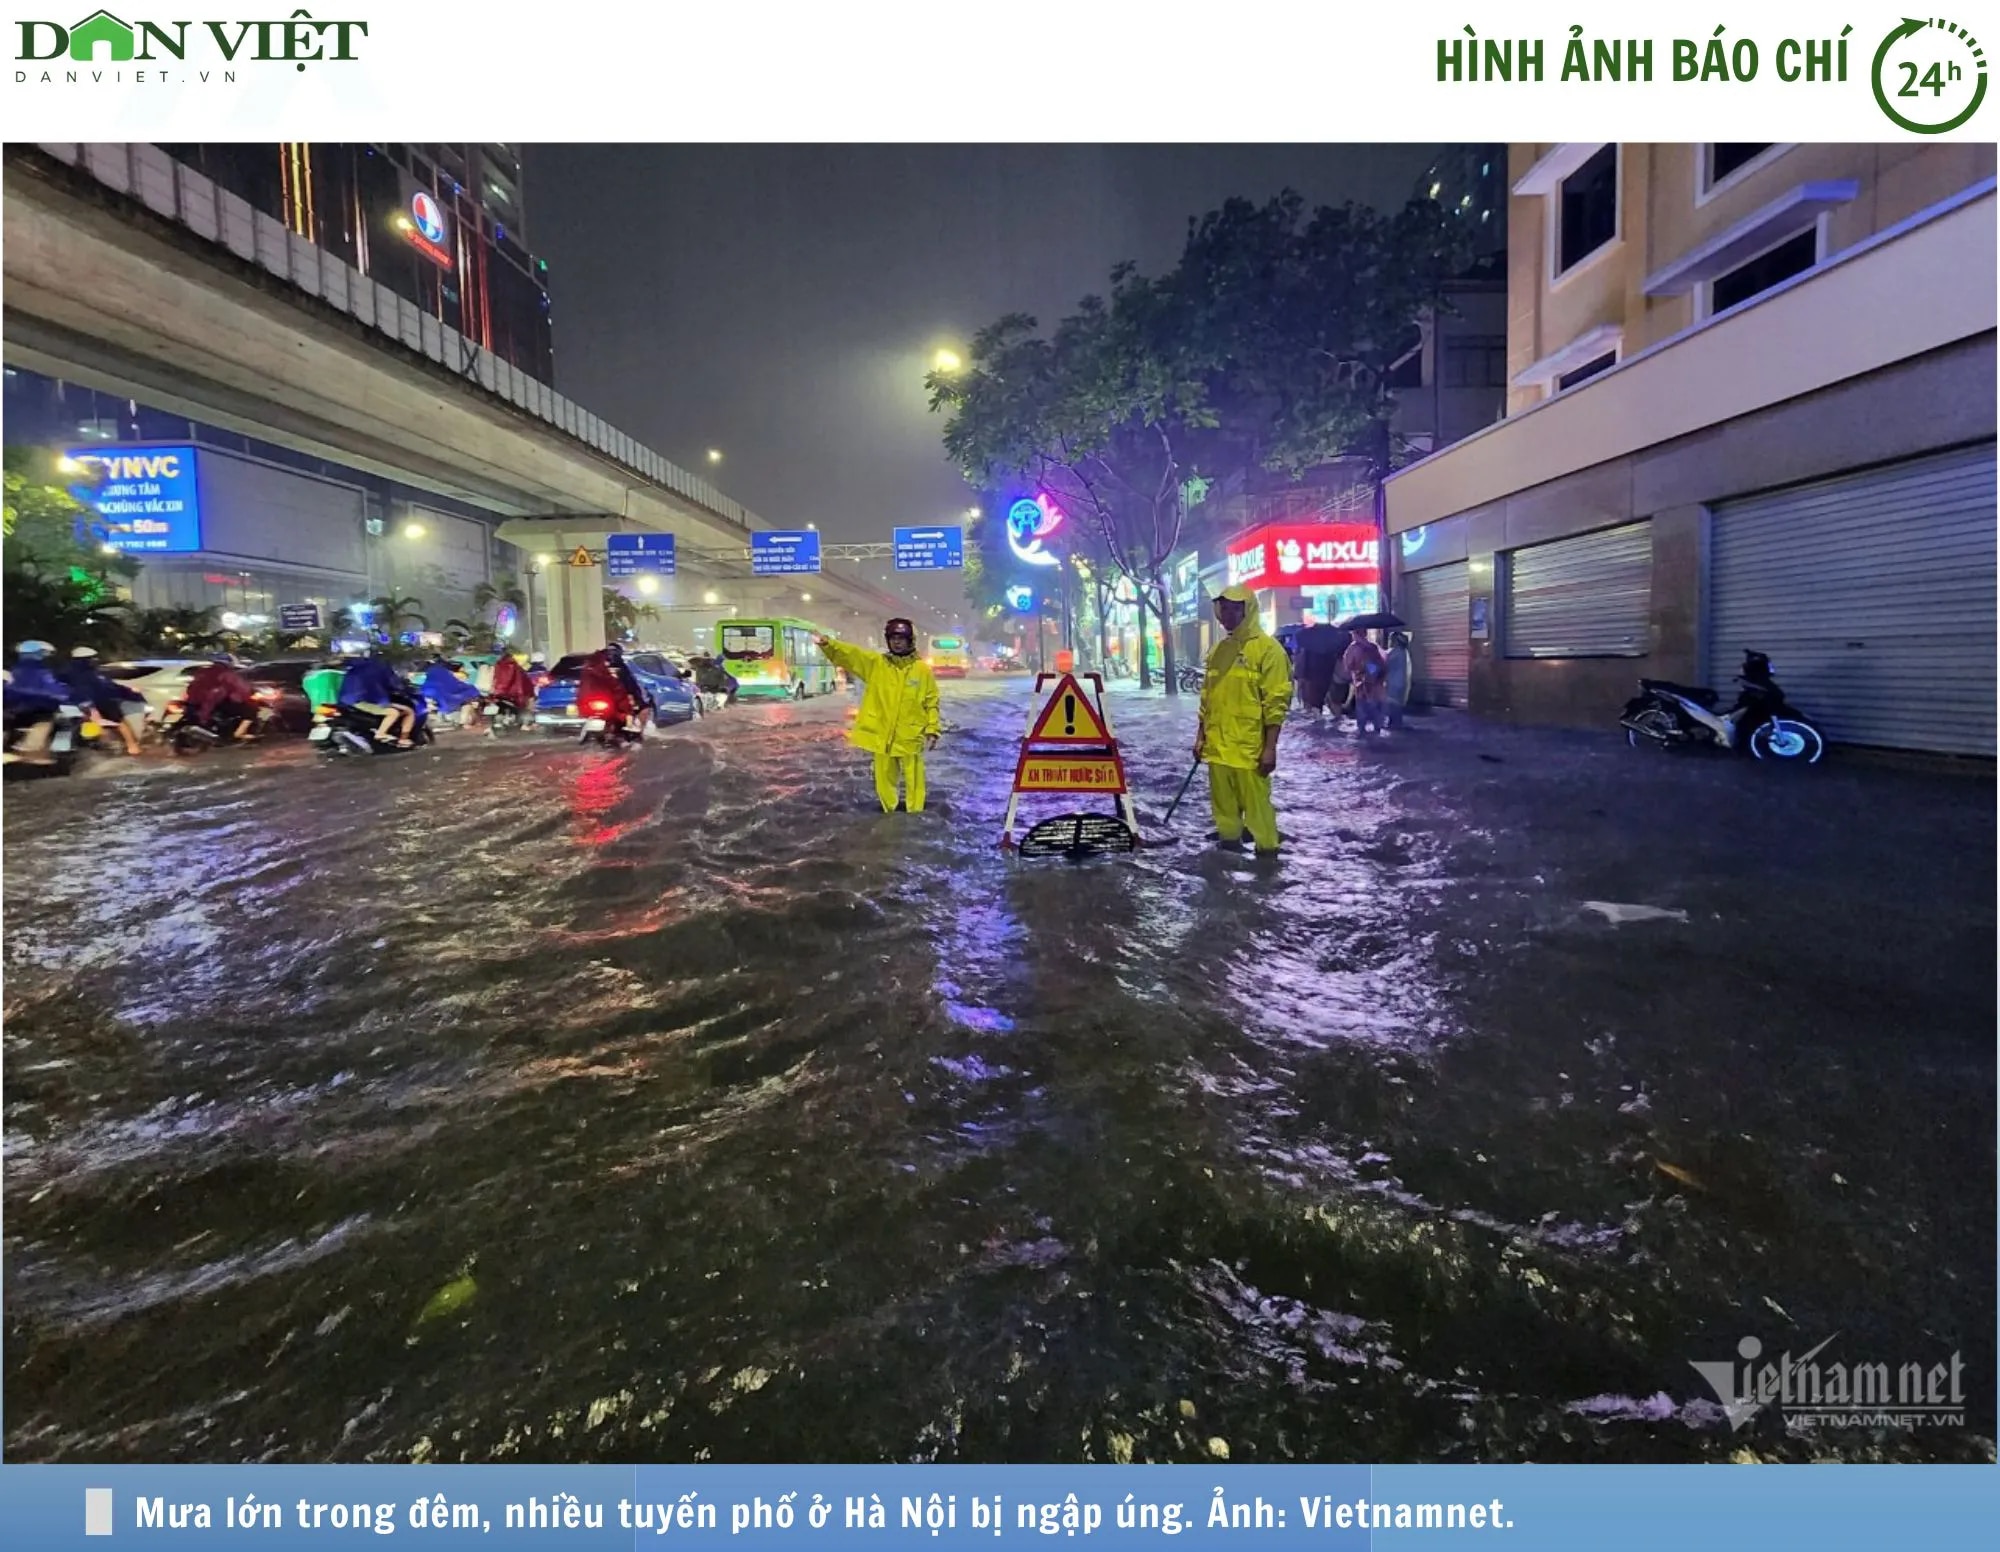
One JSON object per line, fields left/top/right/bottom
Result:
{"left": 822, "top": 638, "right": 941, "bottom": 756}
{"left": 1198, "top": 585, "right": 1293, "bottom": 769}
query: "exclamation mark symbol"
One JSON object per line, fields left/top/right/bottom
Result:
{"left": 1063, "top": 694, "right": 1077, "bottom": 734}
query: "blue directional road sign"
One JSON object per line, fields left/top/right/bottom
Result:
{"left": 751, "top": 529, "right": 822, "bottom": 576}
{"left": 892, "top": 525, "right": 965, "bottom": 571}
{"left": 606, "top": 531, "right": 677, "bottom": 577}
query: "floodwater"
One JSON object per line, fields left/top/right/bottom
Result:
{"left": 4, "top": 681, "right": 1993, "bottom": 1463}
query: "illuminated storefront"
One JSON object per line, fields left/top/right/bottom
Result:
{"left": 1223, "top": 521, "right": 1382, "bottom": 627}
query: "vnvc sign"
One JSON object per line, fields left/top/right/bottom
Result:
{"left": 606, "top": 532, "right": 677, "bottom": 577}
{"left": 751, "top": 530, "right": 822, "bottom": 576}
{"left": 1225, "top": 522, "right": 1379, "bottom": 591}
{"left": 65, "top": 445, "right": 203, "bottom": 554}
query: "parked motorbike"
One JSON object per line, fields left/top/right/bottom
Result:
{"left": 1619, "top": 650, "right": 1826, "bottom": 764}
{"left": 309, "top": 700, "right": 435, "bottom": 757}
{"left": 1176, "top": 665, "right": 1205, "bottom": 692}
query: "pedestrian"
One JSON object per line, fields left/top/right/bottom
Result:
{"left": 1343, "top": 629, "right": 1389, "bottom": 736}
{"left": 1384, "top": 631, "right": 1413, "bottom": 730}
{"left": 815, "top": 618, "right": 940, "bottom": 813}
{"left": 1195, "top": 585, "right": 1291, "bottom": 855}
{"left": 1295, "top": 621, "right": 1347, "bottom": 719}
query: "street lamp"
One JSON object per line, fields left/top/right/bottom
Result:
{"left": 706, "top": 449, "right": 724, "bottom": 465}
{"left": 636, "top": 575, "right": 660, "bottom": 596}
{"left": 403, "top": 520, "right": 427, "bottom": 540}
{"left": 932, "top": 348, "right": 964, "bottom": 374}
{"left": 800, "top": 592, "right": 813, "bottom": 603}
{"left": 703, "top": 589, "right": 720, "bottom": 605}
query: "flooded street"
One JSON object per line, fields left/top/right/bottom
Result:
{"left": 4, "top": 681, "right": 1993, "bottom": 1464}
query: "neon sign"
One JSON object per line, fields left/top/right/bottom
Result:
{"left": 400, "top": 189, "right": 454, "bottom": 270}
{"left": 65, "top": 444, "right": 203, "bottom": 553}
{"left": 1006, "top": 495, "right": 1064, "bottom": 567}
{"left": 1005, "top": 585, "right": 1035, "bottom": 612}
{"left": 1401, "top": 525, "right": 1429, "bottom": 559}
{"left": 1225, "top": 522, "right": 1379, "bottom": 591}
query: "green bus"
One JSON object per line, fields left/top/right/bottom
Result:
{"left": 718, "top": 617, "right": 838, "bottom": 699}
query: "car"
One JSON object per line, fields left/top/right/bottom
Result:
{"left": 243, "top": 658, "right": 337, "bottom": 734}
{"left": 533, "top": 650, "right": 698, "bottom": 733}
{"left": 98, "top": 659, "right": 210, "bottom": 720}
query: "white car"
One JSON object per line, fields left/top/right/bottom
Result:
{"left": 99, "top": 659, "right": 212, "bottom": 719}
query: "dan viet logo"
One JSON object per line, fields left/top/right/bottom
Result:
{"left": 1691, "top": 1335, "right": 1968, "bottom": 1432}
{"left": 15, "top": 8, "right": 368, "bottom": 85}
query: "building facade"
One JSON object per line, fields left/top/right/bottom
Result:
{"left": 7, "top": 366, "right": 518, "bottom": 640}
{"left": 1387, "top": 142, "right": 1996, "bottom": 755}
{"left": 152, "top": 143, "right": 554, "bottom": 385}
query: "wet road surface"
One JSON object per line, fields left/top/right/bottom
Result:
{"left": 4, "top": 681, "right": 1993, "bottom": 1463}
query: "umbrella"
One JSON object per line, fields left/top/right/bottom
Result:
{"left": 1334, "top": 611, "right": 1407, "bottom": 632}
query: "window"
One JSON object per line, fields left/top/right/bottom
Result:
{"left": 1707, "top": 143, "right": 1772, "bottom": 188}
{"left": 721, "top": 625, "right": 775, "bottom": 660}
{"left": 1443, "top": 336, "right": 1508, "bottom": 389}
{"left": 1555, "top": 352, "right": 1617, "bottom": 393}
{"left": 1710, "top": 227, "right": 1817, "bottom": 314}
{"left": 1383, "top": 326, "right": 1424, "bottom": 389}
{"left": 1556, "top": 144, "right": 1618, "bottom": 275}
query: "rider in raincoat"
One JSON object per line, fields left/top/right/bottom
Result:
{"left": 816, "top": 618, "right": 941, "bottom": 812}
{"left": 1195, "top": 584, "right": 1291, "bottom": 854}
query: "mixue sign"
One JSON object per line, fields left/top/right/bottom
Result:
{"left": 1225, "top": 522, "right": 1380, "bottom": 590}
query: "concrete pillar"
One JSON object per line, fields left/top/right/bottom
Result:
{"left": 544, "top": 558, "right": 606, "bottom": 659}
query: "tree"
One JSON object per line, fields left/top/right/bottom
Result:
{"left": 368, "top": 593, "right": 428, "bottom": 637}
{"left": 931, "top": 191, "right": 1469, "bottom": 690}
{"left": 132, "top": 606, "right": 223, "bottom": 654}
{"left": 602, "top": 590, "right": 660, "bottom": 643}
{"left": 3, "top": 446, "right": 139, "bottom": 649}
{"left": 472, "top": 573, "right": 528, "bottom": 618}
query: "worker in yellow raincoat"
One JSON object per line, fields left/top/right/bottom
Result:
{"left": 1194, "top": 584, "right": 1291, "bottom": 854}
{"left": 816, "top": 618, "right": 942, "bottom": 812}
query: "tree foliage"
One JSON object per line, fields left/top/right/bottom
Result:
{"left": 929, "top": 190, "right": 1469, "bottom": 687}
{"left": 3, "top": 446, "right": 139, "bottom": 650}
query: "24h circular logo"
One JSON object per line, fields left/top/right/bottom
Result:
{"left": 1873, "top": 17, "right": 1987, "bottom": 133}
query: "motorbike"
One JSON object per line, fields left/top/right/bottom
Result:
{"left": 578, "top": 693, "right": 647, "bottom": 748}
{"left": 160, "top": 696, "right": 277, "bottom": 754}
{"left": 477, "top": 695, "right": 527, "bottom": 734}
{"left": 1176, "top": 665, "right": 1205, "bottom": 692}
{"left": 309, "top": 698, "right": 435, "bottom": 757}
{"left": 3, "top": 703, "right": 86, "bottom": 776}
{"left": 1619, "top": 650, "right": 1826, "bottom": 764}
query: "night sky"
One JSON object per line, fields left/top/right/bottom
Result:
{"left": 524, "top": 145, "right": 1439, "bottom": 620}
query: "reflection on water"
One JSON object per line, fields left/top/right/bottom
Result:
{"left": 3, "top": 688, "right": 1991, "bottom": 1464}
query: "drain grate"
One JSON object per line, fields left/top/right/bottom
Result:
{"left": 1014, "top": 812, "right": 1139, "bottom": 859}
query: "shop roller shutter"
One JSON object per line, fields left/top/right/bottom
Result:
{"left": 1404, "top": 561, "right": 1469, "bottom": 706}
{"left": 1708, "top": 444, "right": 1995, "bottom": 755}
{"left": 1504, "top": 521, "right": 1652, "bottom": 658}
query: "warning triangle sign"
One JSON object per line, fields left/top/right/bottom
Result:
{"left": 568, "top": 546, "right": 595, "bottom": 568}
{"left": 1026, "top": 673, "right": 1111, "bottom": 744}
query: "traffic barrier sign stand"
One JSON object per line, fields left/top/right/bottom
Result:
{"left": 1001, "top": 672, "right": 1142, "bottom": 852}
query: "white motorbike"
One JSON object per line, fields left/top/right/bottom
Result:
{"left": 1620, "top": 650, "right": 1826, "bottom": 764}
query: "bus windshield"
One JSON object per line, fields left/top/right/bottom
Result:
{"left": 721, "top": 625, "right": 775, "bottom": 660}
